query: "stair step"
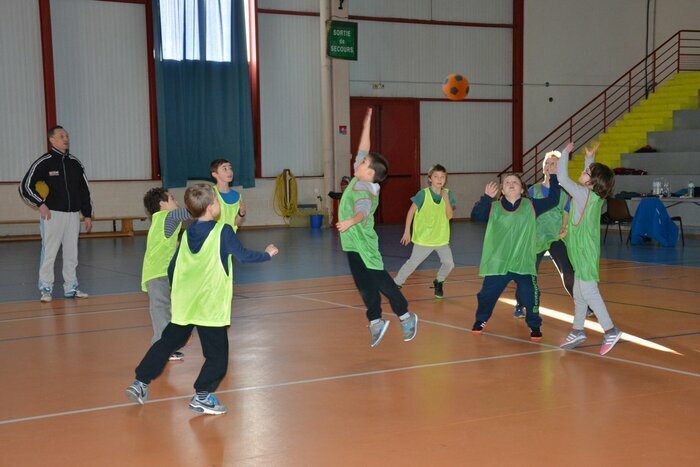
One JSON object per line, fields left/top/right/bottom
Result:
{"left": 648, "top": 129, "right": 700, "bottom": 151}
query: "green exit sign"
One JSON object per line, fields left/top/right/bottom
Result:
{"left": 327, "top": 21, "right": 357, "bottom": 61}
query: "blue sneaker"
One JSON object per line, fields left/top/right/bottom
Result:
{"left": 401, "top": 313, "right": 418, "bottom": 342}
{"left": 189, "top": 393, "right": 227, "bottom": 415}
{"left": 369, "top": 319, "right": 390, "bottom": 347}
{"left": 64, "top": 289, "right": 89, "bottom": 299}
{"left": 126, "top": 380, "right": 148, "bottom": 405}
{"left": 513, "top": 304, "right": 525, "bottom": 319}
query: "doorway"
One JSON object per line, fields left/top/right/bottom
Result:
{"left": 349, "top": 98, "right": 421, "bottom": 224}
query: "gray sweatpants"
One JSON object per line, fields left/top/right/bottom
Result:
{"left": 145, "top": 276, "right": 172, "bottom": 344}
{"left": 572, "top": 278, "right": 614, "bottom": 331}
{"left": 394, "top": 244, "right": 454, "bottom": 285}
{"left": 39, "top": 210, "right": 80, "bottom": 293}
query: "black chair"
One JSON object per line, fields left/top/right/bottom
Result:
{"left": 603, "top": 198, "right": 633, "bottom": 243}
{"left": 671, "top": 216, "right": 685, "bottom": 246}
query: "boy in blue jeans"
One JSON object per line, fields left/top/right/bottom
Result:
{"left": 126, "top": 184, "right": 278, "bottom": 414}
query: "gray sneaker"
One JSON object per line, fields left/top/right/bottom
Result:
{"left": 189, "top": 394, "right": 227, "bottom": 415}
{"left": 401, "top": 313, "right": 418, "bottom": 342}
{"left": 40, "top": 288, "right": 52, "bottom": 303}
{"left": 560, "top": 329, "right": 587, "bottom": 350}
{"left": 369, "top": 319, "right": 390, "bottom": 347}
{"left": 126, "top": 380, "right": 148, "bottom": 405}
{"left": 64, "top": 289, "right": 88, "bottom": 299}
{"left": 600, "top": 327, "right": 623, "bottom": 356}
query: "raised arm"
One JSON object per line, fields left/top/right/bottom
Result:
{"left": 470, "top": 181, "right": 499, "bottom": 222}
{"left": 531, "top": 175, "right": 560, "bottom": 216}
{"left": 557, "top": 142, "right": 590, "bottom": 202}
{"left": 358, "top": 108, "right": 372, "bottom": 153}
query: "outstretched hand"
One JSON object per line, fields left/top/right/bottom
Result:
{"left": 564, "top": 142, "right": 574, "bottom": 153}
{"left": 485, "top": 181, "right": 499, "bottom": 198}
{"left": 585, "top": 142, "right": 600, "bottom": 157}
{"left": 265, "top": 244, "right": 279, "bottom": 256}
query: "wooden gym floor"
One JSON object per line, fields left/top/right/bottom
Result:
{"left": 1, "top": 254, "right": 699, "bottom": 466}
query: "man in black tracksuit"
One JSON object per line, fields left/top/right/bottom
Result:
{"left": 19, "top": 126, "right": 93, "bottom": 302}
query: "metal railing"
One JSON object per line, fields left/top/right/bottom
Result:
{"left": 502, "top": 30, "right": 700, "bottom": 185}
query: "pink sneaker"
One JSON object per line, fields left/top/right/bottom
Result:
{"left": 600, "top": 328, "right": 622, "bottom": 355}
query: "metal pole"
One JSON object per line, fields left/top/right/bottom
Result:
{"left": 320, "top": 0, "right": 334, "bottom": 223}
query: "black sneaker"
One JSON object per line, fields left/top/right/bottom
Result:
{"left": 433, "top": 279, "right": 444, "bottom": 299}
{"left": 530, "top": 327, "right": 543, "bottom": 342}
{"left": 471, "top": 320, "right": 486, "bottom": 334}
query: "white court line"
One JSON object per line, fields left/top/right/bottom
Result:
{"left": 0, "top": 306, "right": 148, "bottom": 323}
{"left": 294, "top": 295, "right": 700, "bottom": 379}
{"left": 0, "top": 348, "right": 560, "bottom": 426}
{"left": 2, "top": 294, "right": 698, "bottom": 426}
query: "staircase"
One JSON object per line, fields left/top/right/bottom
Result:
{"left": 505, "top": 30, "right": 700, "bottom": 187}
{"left": 568, "top": 71, "right": 700, "bottom": 175}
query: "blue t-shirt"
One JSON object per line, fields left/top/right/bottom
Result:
{"left": 219, "top": 189, "right": 241, "bottom": 205}
{"left": 411, "top": 188, "right": 456, "bottom": 210}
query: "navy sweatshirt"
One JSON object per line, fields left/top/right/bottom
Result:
{"left": 471, "top": 175, "right": 560, "bottom": 222}
{"left": 168, "top": 220, "right": 271, "bottom": 282}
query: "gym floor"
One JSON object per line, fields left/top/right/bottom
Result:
{"left": 1, "top": 222, "right": 699, "bottom": 465}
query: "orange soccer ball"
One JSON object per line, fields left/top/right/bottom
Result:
{"left": 441, "top": 73, "right": 470, "bottom": 100}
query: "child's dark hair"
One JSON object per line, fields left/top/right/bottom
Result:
{"left": 209, "top": 159, "right": 231, "bottom": 174}
{"left": 588, "top": 163, "right": 615, "bottom": 199}
{"left": 367, "top": 152, "right": 388, "bottom": 182}
{"left": 499, "top": 173, "right": 529, "bottom": 199}
{"left": 428, "top": 164, "right": 447, "bottom": 177}
{"left": 185, "top": 183, "right": 215, "bottom": 218}
{"left": 143, "top": 187, "right": 169, "bottom": 216}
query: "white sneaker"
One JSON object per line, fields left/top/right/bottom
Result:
{"left": 64, "top": 290, "right": 89, "bottom": 299}
{"left": 40, "top": 289, "right": 52, "bottom": 303}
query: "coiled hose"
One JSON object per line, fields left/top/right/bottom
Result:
{"left": 273, "top": 169, "right": 299, "bottom": 219}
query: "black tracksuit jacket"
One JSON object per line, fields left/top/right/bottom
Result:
{"left": 19, "top": 147, "right": 93, "bottom": 218}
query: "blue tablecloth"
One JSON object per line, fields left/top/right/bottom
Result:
{"left": 630, "top": 198, "right": 679, "bottom": 247}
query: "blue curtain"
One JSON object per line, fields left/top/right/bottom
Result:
{"left": 152, "top": 0, "right": 255, "bottom": 188}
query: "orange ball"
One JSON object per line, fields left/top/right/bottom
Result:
{"left": 442, "top": 73, "right": 470, "bottom": 100}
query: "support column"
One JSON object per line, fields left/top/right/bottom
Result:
{"left": 320, "top": 0, "right": 335, "bottom": 212}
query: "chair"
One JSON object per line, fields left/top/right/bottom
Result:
{"left": 671, "top": 216, "right": 685, "bottom": 246}
{"left": 603, "top": 198, "right": 633, "bottom": 243}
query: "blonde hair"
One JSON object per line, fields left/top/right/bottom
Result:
{"left": 184, "top": 183, "right": 215, "bottom": 218}
{"left": 542, "top": 150, "right": 561, "bottom": 171}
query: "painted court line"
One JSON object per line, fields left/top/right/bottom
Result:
{"left": 294, "top": 294, "right": 700, "bottom": 379}
{"left": 0, "top": 348, "right": 560, "bottom": 426}
{"left": 0, "top": 306, "right": 148, "bottom": 323}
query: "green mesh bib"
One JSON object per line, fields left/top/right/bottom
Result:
{"left": 564, "top": 191, "right": 603, "bottom": 281}
{"left": 338, "top": 178, "right": 383, "bottom": 270}
{"left": 531, "top": 183, "right": 569, "bottom": 253}
{"left": 141, "top": 210, "right": 181, "bottom": 291}
{"left": 479, "top": 198, "right": 537, "bottom": 277}
{"left": 171, "top": 223, "right": 233, "bottom": 326}
{"left": 215, "top": 186, "right": 241, "bottom": 232}
{"left": 412, "top": 188, "right": 450, "bottom": 247}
